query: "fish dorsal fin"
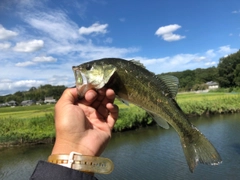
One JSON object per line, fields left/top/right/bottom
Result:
{"left": 129, "top": 59, "right": 146, "bottom": 69}
{"left": 148, "top": 112, "right": 169, "bottom": 129}
{"left": 158, "top": 75, "right": 179, "bottom": 98}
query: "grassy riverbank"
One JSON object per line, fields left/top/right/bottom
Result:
{"left": 1, "top": 92, "right": 240, "bottom": 146}
{"left": 0, "top": 105, "right": 55, "bottom": 146}
{"left": 177, "top": 92, "right": 240, "bottom": 115}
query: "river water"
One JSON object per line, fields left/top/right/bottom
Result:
{"left": 0, "top": 114, "right": 240, "bottom": 180}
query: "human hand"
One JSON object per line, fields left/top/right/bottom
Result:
{"left": 51, "top": 88, "right": 118, "bottom": 156}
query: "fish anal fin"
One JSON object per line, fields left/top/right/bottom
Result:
{"left": 148, "top": 112, "right": 169, "bottom": 129}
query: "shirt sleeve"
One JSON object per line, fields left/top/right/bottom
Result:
{"left": 30, "top": 160, "right": 98, "bottom": 180}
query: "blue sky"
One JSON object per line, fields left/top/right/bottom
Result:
{"left": 0, "top": 0, "right": 239, "bottom": 95}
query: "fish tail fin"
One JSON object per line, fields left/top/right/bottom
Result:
{"left": 180, "top": 126, "right": 222, "bottom": 172}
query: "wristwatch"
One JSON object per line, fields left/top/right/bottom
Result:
{"left": 48, "top": 152, "right": 114, "bottom": 174}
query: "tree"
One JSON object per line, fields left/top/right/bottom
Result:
{"left": 0, "top": 96, "right": 4, "bottom": 103}
{"left": 217, "top": 50, "right": 240, "bottom": 87}
{"left": 29, "top": 87, "right": 37, "bottom": 91}
{"left": 234, "top": 64, "right": 240, "bottom": 86}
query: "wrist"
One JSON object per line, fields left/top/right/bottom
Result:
{"left": 51, "top": 138, "right": 96, "bottom": 156}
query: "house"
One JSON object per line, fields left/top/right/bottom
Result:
{"left": 21, "top": 100, "right": 35, "bottom": 106}
{"left": 44, "top": 96, "right": 56, "bottom": 104}
{"left": 0, "top": 103, "right": 9, "bottom": 107}
{"left": 8, "top": 100, "right": 17, "bottom": 106}
{"left": 206, "top": 81, "right": 219, "bottom": 89}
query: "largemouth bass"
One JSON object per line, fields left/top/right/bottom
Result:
{"left": 72, "top": 58, "right": 222, "bottom": 172}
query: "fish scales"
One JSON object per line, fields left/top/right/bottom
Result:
{"left": 92, "top": 59, "right": 191, "bottom": 135}
{"left": 72, "top": 58, "right": 222, "bottom": 172}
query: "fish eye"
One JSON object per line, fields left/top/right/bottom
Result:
{"left": 86, "top": 64, "right": 92, "bottom": 70}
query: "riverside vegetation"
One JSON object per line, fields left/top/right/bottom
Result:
{"left": 1, "top": 50, "right": 240, "bottom": 146}
{"left": 1, "top": 91, "right": 240, "bottom": 146}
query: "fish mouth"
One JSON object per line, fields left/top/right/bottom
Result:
{"left": 72, "top": 66, "right": 91, "bottom": 98}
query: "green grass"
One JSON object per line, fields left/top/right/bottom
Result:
{"left": 177, "top": 92, "right": 240, "bottom": 115}
{"left": 0, "top": 114, "right": 55, "bottom": 144}
{"left": 0, "top": 104, "right": 54, "bottom": 119}
{"left": 176, "top": 92, "right": 234, "bottom": 102}
{"left": 1, "top": 92, "right": 240, "bottom": 145}
{"left": 0, "top": 105, "right": 55, "bottom": 145}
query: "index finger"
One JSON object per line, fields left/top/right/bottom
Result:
{"left": 91, "top": 89, "right": 115, "bottom": 109}
{"left": 57, "top": 88, "right": 78, "bottom": 104}
{"left": 78, "top": 89, "right": 98, "bottom": 106}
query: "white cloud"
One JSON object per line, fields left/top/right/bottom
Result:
{"left": 129, "top": 56, "right": 169, "bottom": 66}
{"left": 0, "top": 42, "right": 11, "bottom": 50}
{"left": 205, "top": 61, "right": 216, "bottom": 66}
{"left": 194, "top": 56, "right": 206, "bottom": 61}
{"left": 169, "top": 54, "right": 198, "bottom": 65}
{"left": 13, "top": 39, "right": 44, "bottom": 52}
{"left": 104, "top": 37, "right": 113, "bottom": 44}
{"left": 48, "top": 75, "right": 70, "bottom": 85}
{"left": 32, "top": 56, "right": 57, "bottom": 62}
{"left": 77, "top": 45, "right": 139, "bottom": 60}
{"left": 79, "top": 22, "right": 108, "bottom": 35}
{"left": 15, "top": 56, "right": 57, "bottom": 67}
{"left": 25, "top": 11, "right": 81, "bottom": 42}
{"left": 133, "top": 45, "right": 239, "bottom": 74}
{"left": 1, "top": 1, "right": 239, "bottom": 96}
{"left": 0, "top": 79, "right": 44, "bottom": 94}
{"left": 130, "top": 54, "right": 207, "bottom": 72}
{"left": 13, "top": 80, "right": 44, "bottom": 88}
{"left": 155, "top": 24, "right": 181, "bottom": 35}
{"left": 0, "top": 3, "right": 138, "bottom": 95}
{"left": 15, "top": 61, "right": 36, "bottom": 67}
{"left": 162, "top": 33, "right": 185, "bottom": 42}
{"left": 130, "top": 54, "right": 203, "bottom": 74}
{"left": 206, "top": 49, "right": 216, "bottom": 58}
{"left": 218, "top": 45, "right": 237, "bottom": 54}
{"left": 0, "top": 25, "right": 18, "bottom": 40}
{"left": 155, "top": 24, "right": 185, "bottom": 42}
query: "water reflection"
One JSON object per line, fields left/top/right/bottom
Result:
{"left": 1, "top": 114, "right": 240, "bottom": 180}
{"left": 231, "top": 143, "right": 240, "bottom": 155}
{"left": 0, "top": 145, "right": 52, "bottom": 180}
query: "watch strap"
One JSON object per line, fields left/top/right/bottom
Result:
{"left": 48, "top": 152, "right": 114, "bottom": 174}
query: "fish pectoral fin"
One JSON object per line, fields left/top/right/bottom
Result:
{"left": 103, "top": 64, "right": 116, "bottom": 84}
{"left": 148, "top": 112, "right": 169, "bottom": 129}
{"left": 117, "top": 97, "right": 129, "bottom": 106}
